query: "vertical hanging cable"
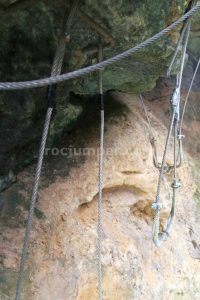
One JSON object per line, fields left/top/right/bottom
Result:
{"left": 151, "top": 19, "right": 191, "bottom": 247}
{"left": 15, "top": 2, "right": 80, "bottom": 299}
{"left": 97, "top": 44, "right": 104, "bottom": 300}
{"left": 180, "top": 57, "right": 200, "bottom": 129}
{"left": 15, "top": 109, "right": 52, "bottom": 300}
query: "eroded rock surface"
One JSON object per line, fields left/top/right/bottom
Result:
{"left": 1, "top": 92, "right": 200, "bottom": 299}
{"left": 0, "top": 0, "right": 199, "bottom": 183}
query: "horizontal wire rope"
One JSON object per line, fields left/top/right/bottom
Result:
{"left": 0, "top": 4, "right": 199, "bottom": 90}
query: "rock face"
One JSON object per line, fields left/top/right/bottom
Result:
{"left": 0, "top": 0, "right": 199, "bottom": 185}
{"left": 1, "top": 91, "right": 200, "bottom": 299}
{"left": 0, "top": 1, "right": 200, "bottom": 298}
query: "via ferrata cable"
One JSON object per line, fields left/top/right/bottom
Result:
{"left": 15, "top": 2, "right": 80, "bottom": 299}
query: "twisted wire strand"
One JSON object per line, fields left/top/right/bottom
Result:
{"left": 163, "top": 122, "right": 178, "bottom": 237}
{"left": 167, "top": 21, "right": 188, "bottom": 77}
{"left": 0, "top": 4, "right": 199, "bottom": 90}
{"left": 180, "top": 57, "right": 200, "bottom": 130}
{"left": 160, "top": 1, "right": 200, "bottom": 240}
{"left": 152, "top": 18, "right": 191, "bottom": 247}
{"left": 139, "top": 94, "right": 181, "bottom": 172}
{"left": 139, "top": 95, "right": 162, "bottom": 170}
{"left": 152, "top": 0, "right": 199, "bottom": 248}
{"left": 139, "top": 94, "right": 154, "bottom": 140}
{"left": 172, "top": 20, "right": 191, "bottom": 168}
{"left": 15, "top": 1, "right": 80, "bottom": 299}
{"left": 176, "top": 57, "right": 200, "bottom": 168}
{"left": 98, "top": 108, "right": 104, "bottom": 300}
{"left": 152, "top": 109, "right": 176, "bottom": 247}
{"left": 97, "top": 44, "right": 104, "bottom": 300}
{"left": 15, "top": 107, "right": 52, "bottom": 300}
{"left": 177, "top": 21, "right": 191, "bottom": 88}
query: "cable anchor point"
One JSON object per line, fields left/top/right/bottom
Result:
{"left": 151, "top": 201, "right": 163, "bottom": 211}
{"left": 177, "top": 129, "right": 185, "bottom": 140}
{"left": 171, "top": 179, "right": 181, "bottom": 189}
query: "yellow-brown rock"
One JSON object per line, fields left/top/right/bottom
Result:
{"left": 1, "top": 92, "right": 200, "bottom": 300}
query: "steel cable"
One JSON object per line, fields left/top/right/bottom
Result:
{"left": 97, "top": 44, "right": 104, "bottom": 300}
{"left": 15, "top": 1, "right": 80, "bottom": 299}
{"left": 0, "top": 4, "right": 199, "bottom": 90}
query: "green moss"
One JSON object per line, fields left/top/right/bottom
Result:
{"left": 0, "top": 269, "right": 31, "bottom": 300}
{"left": 0, "top": 0, "right": 192, "bottom": 182}
{"left": 68, "top": 0, "right": 189, "bottom": 94}
{"left": 1, "top": 189, "right": 27, "bottom": 227}
{"left": 0, "top": 181, "right": 46, "bottom": 228}
{"left": 0, "top": 269, "right": 17, "bottom": 300}
{"left": 188, "top": 10, "right": 200, "bottom": 57}
{"left": 49, "top": 101, "right": 83, "bottom": 145}
{"left": 189, "top": 37, "right": 200, "bottom": 57}
{"left": 34, "top": 208, "right": 45, "bottom": 220}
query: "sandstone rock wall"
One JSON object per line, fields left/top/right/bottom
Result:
{"left": 1, "top": 92, "right": 200, "bottom": 299}
{"left": 0, "top": 0, "right": 198, "bottom": 185}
